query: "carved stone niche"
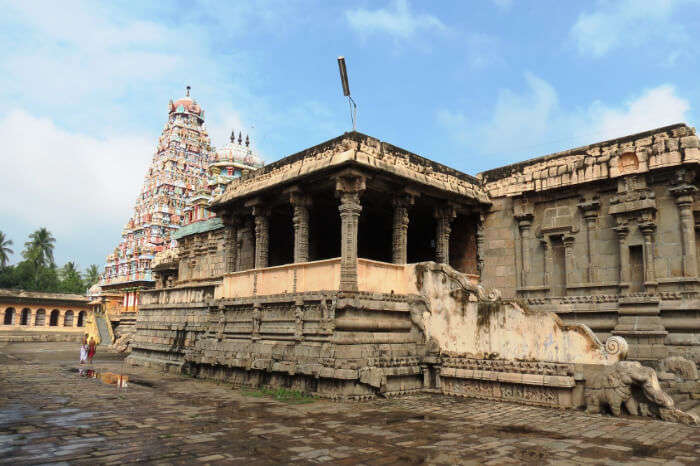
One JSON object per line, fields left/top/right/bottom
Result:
{"left": 538, "top": 195, "right": 579, "bottom": 237}
{"left": 608, "top": 175, "right": 656, "bottom": 217}
{"left": 618, "top": 152, "right": 639, "bottom": 174}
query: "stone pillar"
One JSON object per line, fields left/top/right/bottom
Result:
{"left": 578, "top": 199, "right": 600, "bottom": 283}
{"left": 516, "top": 213, "right": 533, "bottom": 288}
{"left": 251, "top": 302, "right": 261, "bottom": 341}
{"left": 563, "top": 235, "right": 575, "bottom": 290}
{"left": 391, "top": 195, "right": 413, "bottom": 264}
{"left": 253, "top": 206, "right": 270, "bottom": 269}
{"left": 290, "top": 192, "right": 311, "bottom": 263}
{"left": 614, "top": 225, "right": 630, "bottom": 292}
{"left": 221, "top": 213, "right": 239, "bottom": 273}
{"left": 640, "top": 221, "right": 657, "bottom": 293}
{"left": 475, "top": 214, "right": 485, "bottom": 276}
{"left": 336, "top": 174, "right": 366, "bottom": 291}
{"left": 434, "top": 205, "right": 456, "bottom": 265}
{"left": 540, "top": 237, "right": 552, "bottom": 288}
{"left": 422, "top": 365, "right": 431, "bottom": 389}
{"left": 670, "top": 184, "right": 698, "bottom": 278}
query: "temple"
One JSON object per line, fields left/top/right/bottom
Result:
{"left": 125, "top": 126, "right": 700, "bottom": 423}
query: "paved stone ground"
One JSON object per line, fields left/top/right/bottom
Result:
{"left": 1, "top": 342, "right": 699, "bottom": 465}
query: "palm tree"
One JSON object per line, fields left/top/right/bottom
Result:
{"left": 0, "top": 231, "right": 13, "bottom": 267}
{"left": 23, "top": 227, "right": 56, "bottom": 268}
{"left": 60, "top": 261, "right": 84, "bottom": 294}
{"left": 84, "top": 264, "right": 100, "bottom": 288}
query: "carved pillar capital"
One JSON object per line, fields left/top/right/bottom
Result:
{"left": 563, "top": 235, "right": 575, "bottom": 249}
{"left": 639, "top": 221, "right": 657, "bottom": 236}
{"left": 613, "top": 225, "right": 629, "bottom": 240}
{"left": 669, "top": 184, "right": 697, "bottom": 206}
{"left": 515, "top": 212, "right": 533, "bottom": 230}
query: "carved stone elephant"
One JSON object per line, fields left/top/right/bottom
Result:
{"left": 585, "top": 360, "right": 673, "bottom": 417}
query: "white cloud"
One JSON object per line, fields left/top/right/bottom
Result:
{"left": 437, "top": 76, "right": 690, "bottom": 163}
{"left": 464, "top": 33, "right": 503, "bottom": 69}
{"left": 571, "top": 0, "right": 690, "bottom": 58}
{"left": 590, "top": 84, "right": 689, "bottom": 140}
{"left": 438, "top": 73, "right": 558, "bottom": 154}
{"left": 345, "top": 0, "right": 447, "bottom": 40}
{"left": 0, "top": 109, "right": 152, "bottom": 244}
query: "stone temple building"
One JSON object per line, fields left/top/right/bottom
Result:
{"left": 126, "top": 125, "right": 700, "bottom": 422}
{"left": 480, "top": 123, "right": 700, "bottom": 363}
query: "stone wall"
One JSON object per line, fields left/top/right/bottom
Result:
{"left": 479, "top": 124, "right": 700, "bottom": 363}
{"left": 176, "top": 226, "right": 229, "bottom": 283}
{"left": 129, "top": 288, "right": 428, "bottom": 399}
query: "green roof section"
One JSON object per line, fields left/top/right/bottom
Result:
{"left": 172, "top": 217, "right": 224, "bottom": 240}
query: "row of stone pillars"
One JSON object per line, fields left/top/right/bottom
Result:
{"left": 225, "top": 174, "right": 461, "bottom": 292}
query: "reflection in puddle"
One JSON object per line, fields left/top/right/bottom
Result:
{"left": 78, "top": 368, "right": 129, "bottom": 388}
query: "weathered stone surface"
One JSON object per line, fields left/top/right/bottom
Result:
{"left": 660, "top": 356, "right": 699, "bottom": 380}
{"left": 584, "top": 360, "right": 698, "bottom": 425}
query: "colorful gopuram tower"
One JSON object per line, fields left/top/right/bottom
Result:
{"left": 100, "top": 86, "right": 212, "bottom": 313}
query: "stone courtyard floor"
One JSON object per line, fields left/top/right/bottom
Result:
{"left": 1, "top": 343, "right": 699, "bottom": 465}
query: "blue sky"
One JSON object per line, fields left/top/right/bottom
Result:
{"left": 1, "top": 0, "right": 699, "bottom": 270}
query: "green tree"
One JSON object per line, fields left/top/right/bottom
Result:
{"left": 0, "top": 231, "right": 13, "bottom": 267}
{"left": 23, "top": 227, "right": 56, "bottom": 269}
{"left": 36, "top": 265, "right": 61, "bottom": 293}
{"left": 59, "top": 261, "right": 84, "bottom": 294}
{"left": 84, "top": 264, "right": 100, "bottom": 289}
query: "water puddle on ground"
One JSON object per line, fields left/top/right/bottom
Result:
{"left": 69, "top": 367, "right": 129, "bottom": 388}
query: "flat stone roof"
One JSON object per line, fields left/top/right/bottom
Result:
{"left": 212, "top": 132, "right": 489, "bottom": 208}
{"left": 0, "top": 288, "right": 90, "bottom": 305}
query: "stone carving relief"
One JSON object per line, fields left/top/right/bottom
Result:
{"left": 585, "top": 360, "right": 698, "bottom": 425}
{"left": 408, "top": 261, "right": 626, "bottom": 364}
{"left": 319, "top": 295, "right": 336, "bottom": 334}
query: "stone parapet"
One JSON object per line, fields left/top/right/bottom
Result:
{"left": 480, "top": 124, "right": 699, "bottom": 197}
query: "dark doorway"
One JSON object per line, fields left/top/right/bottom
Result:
{"left": 77, "top": 311, "right": 85, "bottom": 327}
{"left": 20, "top": 308, "right": 30, "bottom": 325}
{"left": 50, "top": 309, "right": 60, "bottom": 326}
{"left": 357, "top": 192, "right": 393, "bottom": 263}
{"left": 3, "top": 308, "right": 14, "bottom": 325}
{"left": 268, "top": 206, "right": 294, "bottom": 267}
{"left": 551, "top": 236, "right": 566, "bottom": 296}
{"left": 407, "top": 202, "right": 437, "bottom": 263}
{"left": 309, "top": 194, "right": 341, "bottom": 261}
{"left": 629, "top": 245, "right": 644, "bottom": 292}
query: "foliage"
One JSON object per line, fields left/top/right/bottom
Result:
{"left": 0, "top": 229, "right": 101, "bottom": 295}
{"left": 23, "top": 227, "right": 56, "bottom": 269}
{"left": 59, "top": 262, "right": 84, "bottom": 294}
{"left": 241, "top": 387, "right": 316, "bottom": 404}
{"left": 84, "top": 264, "right": 100, "bottom": 289}
{"left": 0, "top": 231, "right": 13, "bottom": 267}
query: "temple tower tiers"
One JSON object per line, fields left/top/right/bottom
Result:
{"left": 101, "top": 87, "right": 212, "bottom": 290}
{"left": 183, "top": 130, "right": 263, "bottom": 225}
